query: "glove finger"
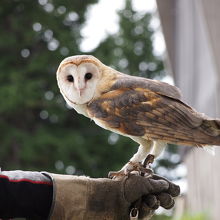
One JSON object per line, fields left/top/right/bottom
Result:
{"left": 151, "top": 174, "right": 180, "bottom": 197}
{"left": 167, "top": 182, "right": 180, "bottom": 197}
{"left": 156, "top": 192, "right": 175, "bottom": 209}
{"left": 142, "top": 194, "right": 158, "bottom": 209}
{"left": 147, "top": 178, "right": 169, "bottom": 193}
{"left": 139, "top": 202, "right": 155, "bottom": 219}
{"left": 151, "top": 200, "right": 160, "bottom": 210}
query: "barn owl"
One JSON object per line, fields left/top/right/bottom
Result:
{"left": 56, "top": 55, "right": 220, "bottom": 177}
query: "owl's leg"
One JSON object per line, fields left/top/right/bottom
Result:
{"left": 126, "top": 141, "right": 166, "bottom": 175}
{"left": 150, "top": 140, "right": 167, "bottom": 158}
{"left": 108, "top": 140, "right": 153, "bottom": 179}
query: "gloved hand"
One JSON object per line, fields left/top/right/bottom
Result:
{"left": 134, "top": 174, "right": 180, "bottom": 220}
{"left": 49, "top": 173, "right": 180, "bottom": 220}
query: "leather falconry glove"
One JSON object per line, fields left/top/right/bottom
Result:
{"left": 49, "top": 173, "right": 180, "bottom": 220}
{"left": 136, "top": 174, "right": 180, "bottom": 220}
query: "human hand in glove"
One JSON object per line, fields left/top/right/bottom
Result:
{"left": 0, "top": 170, "right": 180, "bottom": 220}
{"left": 50, "top": 173, "right": 180, "bottom": 220}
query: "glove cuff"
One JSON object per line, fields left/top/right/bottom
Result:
{"left": 46, "top": 173, "right": 90, "bottom": 220}
{"left": 46, "top": 173, "right": 130, "bottom": 220}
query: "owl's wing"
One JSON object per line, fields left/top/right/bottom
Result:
{"left": 87, "top": 80, "right": 216, "bottom": 146}
{"left": 109, "top": 76, "right": 182, "bottom": 100}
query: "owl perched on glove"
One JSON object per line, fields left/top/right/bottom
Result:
{"left": 56, "top": 55, "right": 220, "bottom": 177}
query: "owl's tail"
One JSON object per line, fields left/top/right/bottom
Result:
{"left": 200, "top": 118, "right": 220, "bottom": 146}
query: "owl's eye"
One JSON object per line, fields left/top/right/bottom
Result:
{"left": 85, "top": 72, "right": 93, "bottom": 80}
{"left": 67, "top": 75, "right": 74, "bottom": 82}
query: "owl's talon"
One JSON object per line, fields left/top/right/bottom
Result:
{"left": 140, "top": 154, "right": 155, "bottom": 176}
{"left": 108, "top": 170, "right": 127, "bottom": 179}
{"left": 108, "top": 160, "right": 154, "bottom": 179}
{"left": 145, "top": 154, "right": 155, "bottom": 165}
{"left": 143, "top": 168, "right": 153, "bottom": 177}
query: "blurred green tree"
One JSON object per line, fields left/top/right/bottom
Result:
{"left": 94, "top": 0, "right": 164, "bottom": 78}
{"left": 93, "top": 0, "right": 181, "bottom": 179}
{"left": 0, "top": 0, "right": 181, "bottom": 179}
{"left": 0, "top": 0, "right": 102, "bottom": 174}
{"left": 0, "top": 1, "right": 185, "bottom": 219}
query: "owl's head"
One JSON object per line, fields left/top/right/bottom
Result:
{"left": 56, "top": 55, "right": 104, "bottom": 105}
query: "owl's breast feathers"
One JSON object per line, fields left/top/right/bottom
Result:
{"left": 87, "top": 76, "right": 220, "bottom": 146}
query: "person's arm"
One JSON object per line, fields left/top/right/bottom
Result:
{"left": 0, "top": 170, "right": 180, "bottom": 220}
{"left": 0, "top": 170, "right": 53, "bottom": 219}
{"left": 49, "top": 173, "right": 180, "bottom": 220}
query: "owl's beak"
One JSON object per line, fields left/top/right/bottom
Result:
{"left": 77, "top": 89, "right": 83, "bottom": 97}
{"left": 75, "top": 85, "right": 84, "bottom": 97}
{"left": 75, "top": 79, "right": 85, "bottom": 97}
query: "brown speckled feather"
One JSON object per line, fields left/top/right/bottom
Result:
{"left": 88, "top": 77, "right": 220, "bottom": 146}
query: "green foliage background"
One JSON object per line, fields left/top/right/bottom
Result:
{"left": 0, "top": 0, "right": 180, "bottom": 180}
{"left": 0, "top": 0, "right": 194, "bottom": 219}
